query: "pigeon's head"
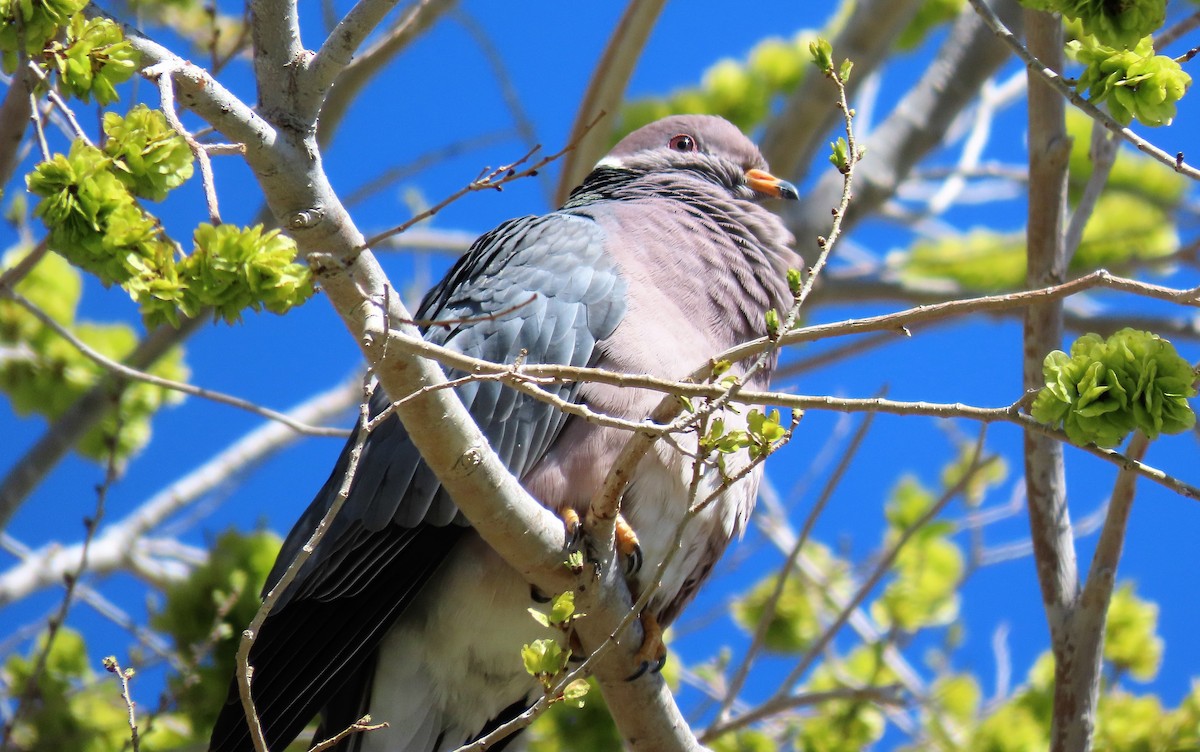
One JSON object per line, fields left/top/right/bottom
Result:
{"left": 595, "top": 115, "right": 798, "bottom": 203}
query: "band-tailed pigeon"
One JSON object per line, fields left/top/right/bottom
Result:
{"left": 209, "top": 114, "right": 800, "bottom": 752}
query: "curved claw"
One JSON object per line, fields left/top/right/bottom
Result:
{"left": 625, "top": 660, "right": 652, "bottom": 682}
{"left": 561, "top": 508, "right": 584, "bottom": 549}
{"left": 626, "top": 611, "right": 667, "bottom": 681}
{"left": 529, "top": 585, "right": 552, "bottom": 603}
{"left": 615, "top": 515, "right": 642, "bottom": 576}
{"left": 624, "top": 542, "right": 643, "bottom": 576}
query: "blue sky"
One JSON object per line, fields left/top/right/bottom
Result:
{"left": 3, "top": 1, "right": 1200, "bottom": 745}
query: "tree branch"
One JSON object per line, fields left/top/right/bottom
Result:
{"left": 0, "top": 375, "right": 360, "bottom": 605}
{"left": 761, "top": 0, "right": 923, "bottom": 181}
{"left": 553, "top": 0, "right": 667, "bottom": 204}
{"left": 967, "top": 0, "right": 1200, "bottom": 180}
{"left": 784, "top": 0, "right": 1024, "bottom": 244}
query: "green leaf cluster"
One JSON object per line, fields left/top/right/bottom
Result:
{"left": 104, "top": 105, "right": 195, "bottom": 200}
{"left": 28, "top": 137, "right": 181, "bottom": 290}
{"left": 173, "top": 223, "right": 313, "bottom": 326}
{"left": 1104, "top": 583, "right": 1163, "bottom": 681}
{"left": 1022, "top": 0, "right": 1165, "bottom": 49}
{"left": 1031, "top": 328, "right": 1196, "bottom": 447}
{"left": 0, "top": 248, "right": 188, "bottom": 460}
{"left": 2, "top": 628, "right": 192, "bottom": 751}
{"left": 1065, "top": 110, "right": 1187, "bottom": 208}
{"left": 1070, "top": 36, "right": 1191, "bottom": 127}
{"left": 44, "top": 15, "right": 139, "bottom": 103}
{"left": 958, "top": 591, "right": 1194, "bottom": 751}
{"left": 28, "top": 125, "right": 312, "bottom": 327}
{"left": 151, "top": 528, "right": 282, "bottom": 732}
{"left": 0, "top": 0, "right": 87, "bottom": 68}
{"left": 524, "top": 677, "right": 622, "bottom": 752}
{"left": 617, "top": 30, "right": 816, "bottom": 135}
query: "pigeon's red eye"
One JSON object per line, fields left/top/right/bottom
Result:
{"left": 668, "top": 134, "right": 697, "bottom": 152}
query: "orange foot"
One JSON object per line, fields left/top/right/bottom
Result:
{"left": 627, "top": 610, "right": 667, "bottom": 680}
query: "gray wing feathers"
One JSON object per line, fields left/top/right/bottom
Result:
{"left": 268, "top": 213, "right": 624, "bottom": 601}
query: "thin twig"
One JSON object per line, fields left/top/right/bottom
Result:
{"left": 4, "top": 292, "right": 349, "bottom": 437}
{"left": 363, "top": 116, "right": 604, "bottom": 248}
{"left": 102, "top": 657, "right": 141, "bottom": 752}
{"left": 0, "top": 414, "right": 123, "bottom": 748}
{"left": 1063, "top": 118, "right": 1118, "bottom": 258}
{"left": 712, "top": 404, "right": 880, "bottom": 728}
{"left": 308, "top": 715, "right": 388, "bottom": 752}
{"left": 966, "top": 0, "right": 1200, "bottom": 180}
{"left": 145, "top": 61, "right": 222, "bottom": 224}
{"left": 234, "top": 374, "right": 374, "bottom": 752}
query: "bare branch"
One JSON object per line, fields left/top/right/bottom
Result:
{"left": 1063, "top": 117, "right": 1118, "bottom": 257}
{"left": 0, "top": 65, "right": 34, "bottom": 187}
{"left": 317, "top": 0, "right": 456, "bottom": 147}
{"left": 249, "top": 0, "right": 305, "bottom": 119}
{"left": 0, "top": 374, "right": 360, "bottom": 605}
{"left": 145, "top": 61, "right": 223, "bottom": 224}
{"left": 761, "top": 0, "right": 923, "bottom": 181}
{"left": 713, "top": 405, "right": 880, "bottom": 727}
{"left": 554, "top": 0, "right": 667, "bottom": 204}
{"left": 967, "top": 0, "right": 1200, "bottom": 180}
{"left": 310, "top": 0, "right": 434, "bottom": 98}
{"left": 786, "top": 0, "right": 1024, "bottom": 243}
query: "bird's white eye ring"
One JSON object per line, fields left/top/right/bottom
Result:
{"left": 668, "top": 134, "right": 697, "bottom": 152}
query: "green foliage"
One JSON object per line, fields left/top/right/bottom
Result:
{"left": 28, "top": 136, "right": 311, "bottom": 327}
{"left": 897, "top": 191, "right": 1178, "bottom": 292}
{"left": 524, "top": 677, "right": 622, "bottom": 752}
{"left": 1095, "top": 682, "right": 1200, "bottom": 752}
{"left": 28, "top": 140, "right": 175, "bottom": 288}
{"left": 874, "top": 478, "right": 963, "bottom": 631}
{"left": 103, "top": 105, "right": 195, "bottom": 201}
{"left": 896, "top": 0, "right": 965, "bottom": 50}
{"left": 521, "top": 638, "right": 569, "bottom": 684}
{"left": 795, "top": 645, "right": 893, "bottom": 751}
{"left": 897, "top": 230, "right": 1025, "bottom": 292}
{"left": 1065, "top": 110, "right": 1188, "bottom": 208}
{"left": 710, "top": 728, "right": 780, "bottom": 752}
{"left": 1072, "top": 193, "right": 1178, "bottom": 270}
{"left": 0, "top": 247, "right": 188, "bottom": 460}
{"left": 1031, "top": 328, "right": 1197, "bottom": 447}
{"left": 2, "top": 627, "right": 192, "bottom": 751}
{"left": 1104, "top": 583, "right": 1163, "bottom": 682}
{"left": 616, "top": 30, "right": 815, "bottom": 136}
{"left": 809, "top": 37, "right": 834, "bottom": 76}
{"left": 1022, "top": 0, "right": 1166, "bottom": 49}
{"left": 44, "top": 15, "right": 140, "bottom": 104}
{"left": 176, "top": 223, "right": 313, "bottom": 325}
{"left": 152, "top": 528, "right": 282, "bottom": 732}
{"left": 1070, "top": 36, "right": 1191, "bottom": 127}
{"left": 732, "top": 541, "right": 851, "bottom": 653}
{"left": 0, "top": 0, "right": 88, "bottom": 69}
{"left": 941, "top": 445, "right": 1007, "bottom": 506}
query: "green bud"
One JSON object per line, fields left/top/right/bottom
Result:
{"left": 808, "top": 37, "right": 833, "bottom": 74}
